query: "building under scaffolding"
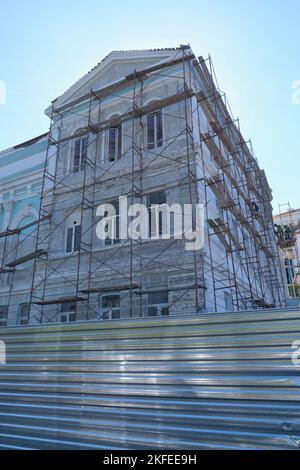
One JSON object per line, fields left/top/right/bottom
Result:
{"left": 274, "top": 203, "right": 300, "bottom": 302}
{"left": 0, "top": 45, "right": 286, "bottom": 326}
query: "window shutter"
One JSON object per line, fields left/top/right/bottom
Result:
{"left": 0, "top": 306, "right": 8, "bottom": 326}
{"left": 156, "top": 111, "right": 163, "bottom": 147}
{"left": 147, "top": 114, "right": 155, "bottom": 149}
{"left": 66, "top": 228, "right": 73, "bottom": 253}
{"left": 73, "top": 140, "right": 81, "bottom": 172}
{"left": 74, "top": 225, "right": 81, "bottom": 252}
{"left": 19, "top": 303, "right": 30, "bottom": 325}
{"left": 108, "top": 128, "right": 116, "bottom": 161}
{"left": 81, "top": 137, "right": 88, "bottom": 170}
{"left": 117, "top": 125, "right": 122, "bottom": 159}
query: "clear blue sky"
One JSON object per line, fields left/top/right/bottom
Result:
{"left": 0, "top": 0, "right": 299, "bottom": 211}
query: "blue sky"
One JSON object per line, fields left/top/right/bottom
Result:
{"left": 0, "top": 0, "right": 299, "bottom": 211}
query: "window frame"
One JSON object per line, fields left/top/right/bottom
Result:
{"left": 146, "top": 111, "right": 163, "bottom": 150}
{"left": 147, "top": 190, "right": 167, "bottom": 238}
{"left": 66, "top": 221, "right": 81, "bottom": 254}
{"left": 60, "top": 303, "right": 76, "bottom": 323}
{"left": 285, "top": 257, "right": 295, "bottom": 284}
{"left": 147, "top": 291, "right": 169, "bottom": 317}
{"left": 224, "top": 291, "right": 233, "bottom": 312}
{"left": 0, "top": 306, "right": 8, "bottom": 327}
{"left": 104, "top": 200, "right": 120, "bottom": 246}
{"left": 18, "top": 303, "right": 30, "bottom": 326}
{"left": 107, "top": 125, "right": 122, "bottom": 162}
{"left": 99, "top": 294, "right": 121, "bottom": 320}
{"left": 73, "top": 136, "right": 88, "bottom": 173}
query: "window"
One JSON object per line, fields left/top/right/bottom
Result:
{"left": 0, "top": 306, "right": 8, "bottom": 327}
{"left": 100, "top": 294, "right": 120, "bottom": 320}
{"left": 73, "top": 136, "right": 88, "bottom": 173}
{"left": 18, "top": 303, "right": 30, "bottom": 326}
{"left": 60, "top": 303, "right": 76, "bottom": 322}
{"left": 31, "top": 181, "right": 42, "bottom": 193}
{"left": 14, "top": 186, "right": 27, "bottom": 198}
{"left": 66, "top": 221, "right": 81, "bottom": 253}
{"left": 231, "top": 217, "right": 239, "bottom": 243}
{"left": 224, "top": 292, "right": 233, "bottom": 311}
{"left": 147, "top": 111, "right": 163, "bottom": 150}
{"left": 244, "top": 234, "right": 251, "bottom": 254}
{"left": 147, "top": 190, "right": 167, "bottom": 238}
{"left": 251, "top": 201, "right": 260, "bottom": 213}
{"left": 105, "top": 200, "right": 120, "bottom": 245}
{"left": 108, "top": 125, "right": 122, "bottom": 162}
{"left": 285, "top": 258, "right": 294, "bottom": 284}
{"left": 148, "top": 291, "right": 169, "bottom": 316}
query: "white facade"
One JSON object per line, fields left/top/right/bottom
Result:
{"left": 0, "top": 46, "right": 286, "bottom": 326}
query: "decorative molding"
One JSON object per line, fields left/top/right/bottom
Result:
{"left": 10, "top": 205, "right": 39, "bottom": 229}
{"left": 0, "top": 200, "right": 14, "bottom": 231}
{"left": 46, "top": 49, "right": 180, "bottom": 115}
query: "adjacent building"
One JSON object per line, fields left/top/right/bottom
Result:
{"left": 274, "top": 205, "right": 300, "bottom": 304}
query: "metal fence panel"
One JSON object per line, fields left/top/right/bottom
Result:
{"left": 0, "top": 308, "right": 300, "bottom": 449}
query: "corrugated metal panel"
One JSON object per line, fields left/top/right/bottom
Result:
{"left": 0, "top": 308, "right": 300, "bottom": 449}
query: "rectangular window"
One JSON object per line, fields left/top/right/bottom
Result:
{"left": 31, "top": 182, "right": 42, "bottom": 193}
{"left": 105, "top": 201, "right": 120, "bottom": 245}
{"left": 14, "top": 186, "right": 27, "bottom": 197}
{"left": 66, "top": 224, "right": 81, "bottom": 253}
{"left": 19, "top": 303, "right": 30, "bottom": 326}
{"left": 224, "top": 292, "right": 233, "bottom": 311}
{"left": 147, "top": 190, "right": 167, "bottom": 238}
{"left": 66, "top": 228, "right": 73, "bottom": 253}
{"left": 73, "top": 136, "right": 88, "bottom": 173}
{"left": 148, "top": 291, "right": 169, "bottom": 317}
{"left": 100, "top": 294, "right": 120, "bottom": 320}
{"left": 108, "top": 125, "right": 122, "bottom": 162}
{"left": 60, "top": 303, "right": 76, "bottom": 322}
{"left": 0, "top": 306, "right": 8, "bottom": 327}
{"left": 74, "top": 225, "right": 81, "bottom": 251}
{"left": 147, "top": 111, "right": 163, "bottom": 150}
{"left": 285, "top": 258, "right": 294, "bottom": 284}
{"left": 244, "top": 234, "right": 251, "bottom": 254}
{"left": 232, "top": 218, "right": 239, "bottom": 241}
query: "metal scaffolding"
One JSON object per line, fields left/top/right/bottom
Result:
{"left": 194, "top": 55, "right": 285, "bottom": 311}
{"left": 0, "top": 46, "right": 286, "bottom": 324}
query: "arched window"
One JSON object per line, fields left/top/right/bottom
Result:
{"left": 18, "top": 215, "right": 36, "bottom": 237}
{"left": 11, "top": 205, "right": 39, "bottom": 240}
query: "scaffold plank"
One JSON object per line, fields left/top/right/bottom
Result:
{"left": 6, "top": 250, "right": 47, "bottom": 268}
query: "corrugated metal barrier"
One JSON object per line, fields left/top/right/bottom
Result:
{"left": 0, "top": 308, "right": 300, "bottom": 450}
